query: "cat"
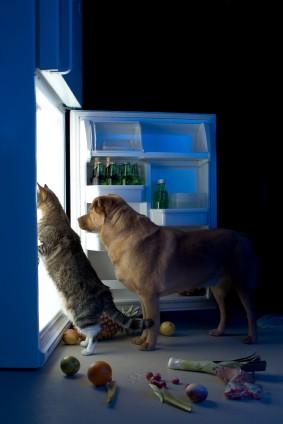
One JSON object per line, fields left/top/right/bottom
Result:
{"left": 37, "top": 183, "right": 153, "bottom": 355}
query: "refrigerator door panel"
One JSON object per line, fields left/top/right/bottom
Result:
{"left": 0, "top": 0, "right": 41, "bottom": 368}
{"left": 36, "top": 76, "right": 66, "bottom": 332}
{"left": 0, "top": 1, "right": 80, "bottom": 368}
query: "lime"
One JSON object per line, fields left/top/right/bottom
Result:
{"left": 60, "top": 356, "right": 80, "bottom": 376}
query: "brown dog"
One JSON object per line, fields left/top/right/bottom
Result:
{"left": 78, "top": 195, "right": 258, "bottom": 350}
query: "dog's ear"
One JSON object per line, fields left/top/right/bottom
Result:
{"left": 93, "top": 196, "right": 119, "bottom": 216}
{"left": 93, "top": 197, "right": 105, "bottom": 214}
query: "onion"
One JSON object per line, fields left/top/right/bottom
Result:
{"left": 185, "top": 383, "right": 208, "bottom": 402}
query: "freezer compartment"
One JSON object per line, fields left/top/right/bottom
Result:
{"left": 150, "top": 208, "right": 208, "bottom": 226}
{"left": 141, "top": 121, "right": 208, "bottom": 154}
{"left": 85, "top": 120, "right": 143, "bottom": 151}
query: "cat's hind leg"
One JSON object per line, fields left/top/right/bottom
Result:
{"left": 80, "top": 324, "right": 101, "bottom": 356}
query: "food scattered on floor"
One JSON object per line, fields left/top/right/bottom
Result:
{"left": 160, "top": 321, "right": 176, "bottom": 336}
{"left": 98, "top": 312, "right": 122, "bottom": 340}
{"left": 224, "top": 381, "right": 263, "bottom": 400}
{"left": 148, "top": 383, "right": 192, "bottom": 412}
{"left": 185, "top": 383, "right": 208, "bottom": 403}
{"left": 168, "top": 352, "right": 266, "bottom": 373}
{"left": 60, "top": 356, "right": 80, "bottom": 376}
{"left": 98, "top": 305, "right": 142, "bottom": 340}
{"left": 145, "top": 371, "right": 154, "bottom": 381}
{"left": 62, "top": 328, "right": 81, "bottom": 345}
{"left": 168, "top": 353, "right": 266, "bottom": 400}
{"left": 87, "top": 361, "right": 112, "bottom": 386}
{"left": 145, "top": 371, "right": 183, "bottom": 388}
{"left": 58, "top": 349, "right": 266, "bottom": 410}
{"left": 215, "top": 366, "right": 255, "bottom": 384}
{"left": 106, "top": 380, "right": 117, "bottom": 405}
{"left": 216, "top": 366, "right": 263, "bottom": 400}
{"left": 145, "top": 371, "right": 167, "bottom": 388}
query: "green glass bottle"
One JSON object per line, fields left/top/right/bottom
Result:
{"left": 106, "top": 161, "right": 119, "bottom": 185}
{"left": 153, "top": 179, "right": 169, "bottom": 209}
{"left": 92, "top": 161, "right": 106, "bottom": 185}
{"left": 122, "top": 162, "right": 132, "bottom": 185}
{"left": 131, "top": 163, "right": 142, "bottom": 185}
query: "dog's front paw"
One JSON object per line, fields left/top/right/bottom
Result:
{"left": 138, "top": 341, "right": 156, "bottom": 351}
{"left": 242, "top": 335, "right": 257, "bottom": 344}
{"left": 209, "top": 328, "right": 224, "bottom": 337}
{"left": 131, "top": 336, "right": 147, "bottom": 345}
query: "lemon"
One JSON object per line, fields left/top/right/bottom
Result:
{"left": 160, "top": 321, "right": 176, "bottom": 336}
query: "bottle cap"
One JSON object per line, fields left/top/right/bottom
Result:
{"left": 158, "top": 179, "right": 165, "bottom": 184}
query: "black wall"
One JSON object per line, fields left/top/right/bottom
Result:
{"left": 82, "top": 1, "right": 277, "bottom": 313}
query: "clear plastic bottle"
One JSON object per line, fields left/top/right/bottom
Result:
{"left": 153, "top": 179, "right": 169, "bottom": 209}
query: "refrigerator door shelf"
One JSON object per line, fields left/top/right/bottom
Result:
{"left": 91, "top": 151, "right": 209, "bottom": 164}
{"left": 86, "top": 185, "right": 145, "bottom": 203}
{"left": 86, "top": 233, "right": 105, "bottom": 251}
{"left": 150, "top": 208, "right": 208, "bottom": 227}
{"left": 142, "top": 153, "right": 209, "bottom": 168}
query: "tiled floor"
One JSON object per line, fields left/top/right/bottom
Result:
{"left": 1, "top": 312, "right": 283, "bottom": 424}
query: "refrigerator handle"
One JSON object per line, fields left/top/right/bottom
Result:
{"left": 37, "top": 0, "right": 73, "bottom": 74}
{"left": 59, "top": 0, "right": 73, "bottom": 74}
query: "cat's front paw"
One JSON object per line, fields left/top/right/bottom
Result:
{"left": 81, "top": 348, "right": 96, "bottom": 356}
{"left": 38, "top": 244, "right": 47, "bottom": 256}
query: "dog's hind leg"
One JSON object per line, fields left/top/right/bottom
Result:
{"left": 137, "top": 294, "right": 160, "bottom": 351}
{"left": 209, "top": 276, "right": 231, "bottom": 337}
{"left": 231, "top": 237, "right": 258, "bottom": 344}
{"left": 131, "top": 299, "right": 148, "bottom": 346}
{"left": 236, "top": 288, "right": 257, "bottom": 344}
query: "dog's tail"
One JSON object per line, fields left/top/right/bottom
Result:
{"left": 103, "top": 294, "right": 153, "bottom": 333}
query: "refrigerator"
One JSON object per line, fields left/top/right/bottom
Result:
{"left": 0, "top": 1, "right": 216, "bottom": 369}
{"left": 70, "top": 111, "right": 217, "bottom": 313}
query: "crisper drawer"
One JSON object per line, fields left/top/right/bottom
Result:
{"left": 150, "top": 208, "right": 208, "bottom": 226}
{"left": 85, "top": 185, "right": 145, "bottom": 203}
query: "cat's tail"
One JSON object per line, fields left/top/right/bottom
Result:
{"left": 103, "top": 295, "right": 153, "bottom": 333}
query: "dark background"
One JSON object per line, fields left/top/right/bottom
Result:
{"left": 82, "top": 1, "right": 278, "bottom": 314}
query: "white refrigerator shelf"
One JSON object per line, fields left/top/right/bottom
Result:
{"left": 150, "top": 208, "right": 208, "bottom": 226}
